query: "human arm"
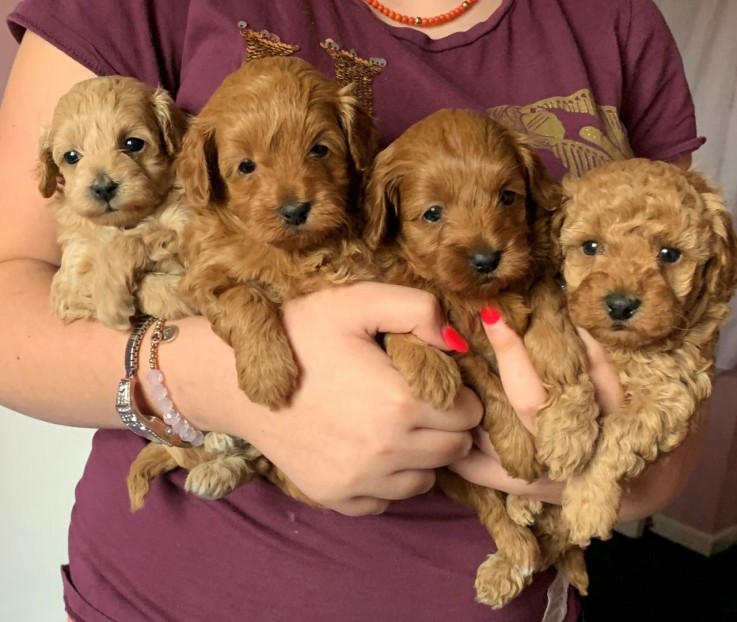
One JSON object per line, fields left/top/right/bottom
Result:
{"left": 448, "top": 314, "right": 708, "bottom": 522}
{"left": 0, "top": 34, "right": 482, "bottom": 516}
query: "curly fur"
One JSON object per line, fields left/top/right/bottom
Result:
{"left": 40, "top": 76, "right": 194, "bottom": 329}
{"left": 127, "top": 56, "right": 378, "bottom": 508}
{"left": 363, "top": 109, "right": 594, "bottom": 607}
{"left": 556, "top": 158, "right": 737, "bottom": 546}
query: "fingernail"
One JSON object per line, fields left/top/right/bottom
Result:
{"left": 442, "top": 326, "right": 469, "bottom": 353}
{"left": 480, "top": 306, "right": 502, "bottom": 325}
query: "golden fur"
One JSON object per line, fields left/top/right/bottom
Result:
{"left": 363, "top": 109, "right": 595, "bottom": 607}
{"left": 40, "top": 76, "right": 193, "bottom": 329}
{"left": 127, "top": 56, "right": 378, "bottom": 508}
{"left": 557, "top": 158, "right": 737, "bottom": 545}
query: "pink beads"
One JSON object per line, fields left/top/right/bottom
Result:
{"left": 146, "top": 367, "right": 204, "bottom": 446}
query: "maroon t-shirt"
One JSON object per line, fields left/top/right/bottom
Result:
{"left": 8, "top": 1, "right": 703, "bottom": 621}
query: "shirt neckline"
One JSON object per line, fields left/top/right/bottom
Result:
{"left": 347, "top": 0, "right": 515, "bottom": 52}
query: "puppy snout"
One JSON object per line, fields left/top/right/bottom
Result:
{"left": 279, "top": 202, "right": 311, "bottom": 226}
{"left": 90, "top": 175, "right": 119, "bottom": 203}
{"left": 604, "top": 292, "right": 641, "bottom": 321}
{"left": 469, "top": 250, "right": 501, "bottom": 274}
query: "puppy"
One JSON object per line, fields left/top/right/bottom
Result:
{"left": 557, "top": 158, "right": 737, "bottom": 546}
{"left": 39, "top": 76, "right": 194, "bottom": 329}
{"left": 363, "top": 108, "right": 597, "bottom": 607}
{"left": 127, "top": 56, "right": 377, "bottom": 508}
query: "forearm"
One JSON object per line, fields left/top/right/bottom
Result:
{"left": 0, "top": 258, "right": 260, "bottom": 434}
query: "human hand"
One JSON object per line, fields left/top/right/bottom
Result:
{"left": 230, "top": 282, "right": 483, "bottom": 516}
{"left": 448, "top": 309, "right": 623, "bottom": 504}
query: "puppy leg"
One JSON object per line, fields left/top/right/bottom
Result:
{"left": 93, "top": 235, "right": 148, "bottom": 329}
{"left": 51, "top": 250, "right": 96, "bottom": 323}
{"left": 534, "top": 505, "right": 589, "bottom": 595}
{"left": 207, "top": 284, "right": 298, "bottom": 409}
{"left": 506, "top": 494, "right": 543, "bottom": 526}
{"left": 384, "top": 333, "right": 462, "bottom": 410}
{"left": 459, "top": 355, "right": 541, "bottom": 481}
{"left": 438, "top": 471, "right": 539, "bottom": 609}
{"left": 563, "top": 385, "right": 701, "bottom": 545}
{"left": 127, "top": 443, "right": 188, "bottom": 512}
{"left": 136, "top": 272, "right": 195, "bottom": 319}
{"left": 524, "top": 280, "right": 600, "bottom": 479}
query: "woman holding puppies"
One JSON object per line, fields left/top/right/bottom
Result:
{"left": 0, "top": 0, "right": 707, "bottom": 620}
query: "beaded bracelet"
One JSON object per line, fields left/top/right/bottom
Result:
{"left": 116, "top": 316, "right": 178, "bottom": 446}
{"left": 146, "top": 318, "right": 205, "bottom": 446}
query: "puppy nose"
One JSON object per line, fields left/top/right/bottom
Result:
{"left": 90, "top": 176, "right": 119, "bottom": 202}
{"left": 469, "top": 250, "right": 502, "bottom": 274}
{"left": 604, "top": 293, "right": 641, "bottom": 321}
{"left": 279, "top": 202, "right": 311, "bottom": 226}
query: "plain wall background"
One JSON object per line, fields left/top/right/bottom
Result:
{"left": 0, "top": 2, "right": 95, "bottom": 621}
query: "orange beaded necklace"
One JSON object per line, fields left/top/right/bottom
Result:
{"left": 364, "top": 0, "right": 479, "bottom": 27}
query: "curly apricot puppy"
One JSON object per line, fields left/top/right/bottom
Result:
{"left": 127, "top": 56, "right": 377, "bottom": 508}
{"left": 363, "top": 108, "right": 596, "bottom": 607}
{"left": 558, "top": 158, "right": 737, "bottom": 546}
{"left": 39, "top": 76, "right": 193, "bottom": 329}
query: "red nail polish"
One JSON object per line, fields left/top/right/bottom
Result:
{"left": 442, "top": 326, "right": 469, "bottom": 353}
{"left": 480, "top": 307, "right": 502, "bottom": 325}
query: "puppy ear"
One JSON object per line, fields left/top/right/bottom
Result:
{"left": 362, "top": 145, "right": 401, "bottom": 250}
{"left": 38, "top": 127, "right": 60, "bottom": 198}
{"left": 687, "top": 171, "right": 737, "bottom": 302}
{"left": 337, "top": 85, "right": 377, "bottom": 173}
{"left": 151, "top": 88, "right": 190, "bottom": 156}
{"left": 549, "top": 177, "right": 576, "bottom": 266}
{"left": 512, "top": 132, "right": 562, "bottom": 214}
{"left": 510, "top": 130, "right": 562, "bottom": 260}
{"left": 176, "top": 118, "right": 224, "bottom": 209}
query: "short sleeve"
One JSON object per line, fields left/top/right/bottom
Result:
{"left": 618, "top": 0, "right": 705, "bottom": 160}
{"left": 7, "top": 0, "right": 190, "bottom": 95}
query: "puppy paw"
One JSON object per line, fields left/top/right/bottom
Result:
{"left": 185, "top": 456, "right": 256, "bottom": 500}
{"left": 562, "top": 489, "right": 618, "bottom": 547}
{"left": 495, "top": 430, "right": 541, "bottom": 483}
{"left": 136, "top": 273, "right": 194, "bottom": 319}
{"left": 536, "top": 427, "right": 598, "bottom": 481}
{"left": 405, "top": 350, "right": 462, "bottom": 410}
{"left": 506, "top": 495, "right": 543, "bottom": 526}
{"left": 385, "top": 333, "right": 462, "bottom": 410}
{"left": 95, "top": 293, "right": 136, "bottom": 330}
{"left": 474, "top": 553, "right": 534, "bottom": 609}
{"left": 236, "top": 348, "right": 299, "bottom": 410}
{"left": 536, "top": 399, "right": 599, "bottom": 480}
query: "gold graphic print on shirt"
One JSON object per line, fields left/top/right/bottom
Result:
{"left": 320, "top": 39, "right": 386, "bottom": 117}
{"left": 239, "top": 22, "right": 300, "bottom": 62}
{"left": 236, "top": 24, "right": 385, "bottom": 117}
{"left": 488, "top": 88, "right": 634, "bottom": 177}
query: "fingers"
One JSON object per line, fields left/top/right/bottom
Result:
{"left": 410, "top": 386, "right": 483, "bottom": 432}
{"left": 331, "top": 496, "right": 390, "bottom": 517}
{"left": 576, "top": 327, "right": 624, "bottom": 414}
{"left": 334, "top": 282, "right": 451, "bottom": 350}
{"left": 329, "top": 470, "right": 438, "bottom": 516}
{"left": 479, "top": 307, "right": 547, "bottom": 424}
{"left": 449, "top": 448, "right": 564, "bottom": 504}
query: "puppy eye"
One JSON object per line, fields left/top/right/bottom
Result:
{"left": 422, "top": 205, "right": 443, "bottom": 223}
{"left": 581, "top": 240, "right": 600, "bottom": 256}
{"left": 309, "top": 143, "right": 329, "bottom": 158}
{"left": 499, "top": 189, "right": 516, "bottom": 206}
{"left": 122, "top": 137, "right": 146, "bottom": 153}
{"left": 63, "top": 151, "right": 81, "bottom": 165}
{"left": 659, "top": 247, "right": 681, "bottom": 263}
{"left": 238, "top": 159, "right": 257, "bottom": 174}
